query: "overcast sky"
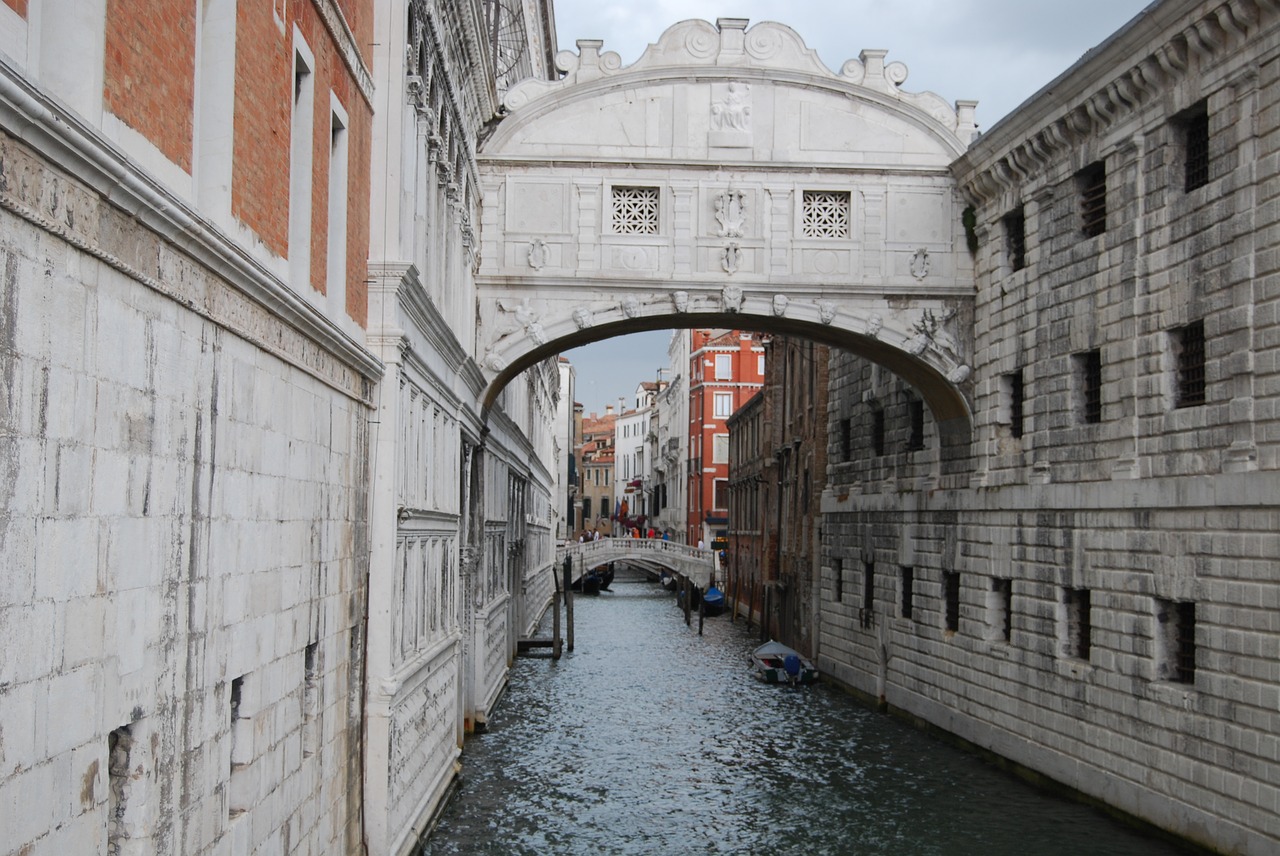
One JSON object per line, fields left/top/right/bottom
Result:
{"left": 554, "top": 0, "right": 1155, "bottom": 414}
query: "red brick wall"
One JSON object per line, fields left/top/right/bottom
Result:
{"left": 103, "top": 0, "right": 195, "bottom": 172}
{"left": 230, "top": 2, "right": 371, "bottom": 326}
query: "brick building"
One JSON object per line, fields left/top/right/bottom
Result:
{"left": 726, "top": 337, "right": 829, "bottom": 655}
{"left": 686, "top": 329, "right": 765, "bottom": 545}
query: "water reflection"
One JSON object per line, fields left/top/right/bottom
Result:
{"left": 421, "top": 570, "right": 1191, "bottom": 856}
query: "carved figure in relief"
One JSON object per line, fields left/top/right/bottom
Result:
{"left": 947, "top": 365, "right": 972, "bottom": 383}
{"left": 771, "top": 294, "right": 789, "bottom": 317}
{"left": 910, "top": 248, "right": 931, "bottom": 280}
{"left": 866, "top": 313, "right": 883, "bottom": 338}
{"left": 572, "top": 306, "right": 593, "bottom": 329}
{"left": 714, "top": 189, "right": 747, "bottom": 238}
{"left": 622, "top": 296, "right": 641, "bottom": 318}
{"left": 671, "top": 290, "right": 689, "bottom": 312}
{"left": 818, "top": 300, "right": 837, "bottom": 325}
{"left": 528, "top": 239, "right": 547, "bottom": 270}
{"left": 721, "top": 243, "right": 741, "bottom": 274}
{"left": 721, "top": 285, "right": 744, "bottom": 312}
{"left": 712, "top": 82, "right": 751, "bottom": 131}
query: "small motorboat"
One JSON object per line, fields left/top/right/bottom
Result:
{"left": 701, "top": 585, "right": 726, "bottom": 616}
{"left": 751, "top": 641, "right": 818, "bottom": 686}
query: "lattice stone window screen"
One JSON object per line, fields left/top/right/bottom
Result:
{"left": 802, "top": 190, "right": 850, "bottom": 238}
{"left": 611, "top": 185, "right": 659, "bottom": 234}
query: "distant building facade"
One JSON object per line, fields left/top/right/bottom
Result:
{"left": 687, "top": 330, "right": 765, "bottom": 544}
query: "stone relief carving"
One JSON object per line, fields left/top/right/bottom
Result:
{"left": 527, "top": 239, "right": 547, "bottom": 270}
{"left": 714, "top": 188, "right": 747, "bottom": 238}
{"left": 572, "top": 306, "right": 594, "bottom": 329}
{"left": 721, "top": 285, "right": 744, "bottom": 312}
{"left": 906, "top": 335, "right": 929, "bottom": 355}
{"left": 910, "top": 248, "right": 931, "bottom": 280}
{"left": 866, "top": 314, "right": 883, "bottom": 338}
{"left": 483, "top": 350, "right": 508, "bottom": 372}
{"left": 622, "top": 295, "right": 641, "bottom": 318}
{"left": 947, "top": 365, "right": 972, "bottom": 384}
{"left": 721, "top": 243, "right": 741, "bottom": 274}
{"left": 771, "top": 294, "right": 789, "bottom": 317}
{"left": 671, "top": 290, "right": 689, "bottom": 312}
{"left": 817, "top": 300, "right": 837, "bottom": 325}
{"left": 712, "top": 82, "right": 751, "bottom": 131}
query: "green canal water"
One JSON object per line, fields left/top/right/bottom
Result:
{"left": 419, "top": 570, "right": 1195, "bottom": 856}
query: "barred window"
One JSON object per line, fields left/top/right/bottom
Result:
{"left": 1064, "top": 587, "right": 1091, "bottom": 661}
{"left": 1173, "top": 320, "right": 1206, "bottom": 408}
{"left": 1078, "top": 161, "right": 1106, "bottom": 238}
{"left": 1004, "top": 206, "right": 1026, "bottom": 271}
{"left": 1156, "top": 599, "right": 1196, "bottom": 684}
{"left": 611, "top": 186, "right": 659, "bottom": 234}
{"left": 1183, "top": 107, "right": 1210, "bottom": 192}
{"left": 907, "top": 399, "right": 925, "bottom": 452}
{"left": 871, "top": 406, "right": 885, "bottom": 456}
{"left": 802, "top": 190, "right": 850, "bottom": 238}
{"left": 1074, "top": 349, "right": 1103, "bottom": 424}
{"left": 944, "top": 571, "right": 960, "bottom": 633}
{"left": 1001, "top": 370, "right": 1025, "bottom": 439}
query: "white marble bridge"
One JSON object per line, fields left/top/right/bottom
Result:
{"left": 557, "top": 538, "right": 716, "bottom": 591}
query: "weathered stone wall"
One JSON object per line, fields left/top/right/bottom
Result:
{"left": 822, "top": 2, "right": 1280, "bottom": 853}
{"left": 0, "top": 140, "right": 372, "bottom": 854}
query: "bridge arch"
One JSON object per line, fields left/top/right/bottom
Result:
{"left": 475, "top": 17, "right": 979, "bottom": 440}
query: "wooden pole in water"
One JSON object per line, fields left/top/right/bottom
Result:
{"left": 552, "top": 590, "right": 562, "bottom": 659}
{"left": 698, "top": 590, "right": 705, "bottom": 636}
{"left": 683, "top": 577, "right": 691, "bottom": 626}
{"left": 565, "top": 555, "right": 575, "bottom": 652}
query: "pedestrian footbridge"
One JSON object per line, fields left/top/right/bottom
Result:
{"left": 558, "top": 539, "right": 716, "bottom": 591}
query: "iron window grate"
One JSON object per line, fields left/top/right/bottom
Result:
{"left": 944, "top": 571, "right": 960, "bottom": 633}
{"left": 1175, "top": 320, "right": 1206, "bottom": 407}
{"left": 1175, "top": 601, "right": 1196, "bottom": 683}
{"left": 1083, "top": 349, "right": 1102, "bottom": 424}
{"left": 1184, "top": 111, "right": 1210, "bottom": 192}
{"left": 1008, "top": 371, "right": 1025, "bottom": 439}
{"left": 907, "top": 399, "right": 925, "bottom": 451}
{"left": 1004, "top": 207, "right": 1026, "bottom": 271}
{"left": 1078, "top": 161, "right": 1107, "bottom": 238}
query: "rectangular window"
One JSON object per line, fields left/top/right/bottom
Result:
{"left": 871, "top": 407, "right": 885, "bottom": 456}
{"left": 1078, "top": 161, "right": 1106, "bottom": 238}
{"left": 1074, "top": 349, "right": 1103, "bottom": 424}
{"left": 802, "top": 189, "right": 851, "bottom": 238}
{"left": 712, "top": 478, "right": 728, "bottom": 510}
{"left": 1002, "top": 371, "right": 1025, "bottom": 439}
{"left": 1156, "top": 599, "right": 1196, "bottom": 684}
{"left": 758, "top": 354, "right": 765, "bottom": 376}
{"left": 611, "top": 185, "right": 660, "bottom": 234}
{"left": 1183, "top": 105, "right": 1210, "bottom": 192}
{"left": 288, "top": 45, "right": 315, "bottom": 289}
{"left": 907, "top": 399, "right": 925, "bottom": 452}
{"left": 861, "top": 561, "right": 875, "bottom": 629}
{"left": 1173, "top": 320, "right": 1206, "bottom": 408}
{"left": 1064, "top": 588, "right": 1091, "bottom": 661}
{"left": 840, "top": 417, "right": 852, "bottom": 462}
{"left": 326, "top": 103, "right": 349, "bottom": 319}
{"left": 713, "top": 391, "right": 733, "bottom": 418}
{"left": 303, "top": 641, "right": 320, "bottom": 757}
{"left": 712, "top": 434, "right": 729, "bottom": 465}
{"left": 900, "top": 566, "right": 914, "bottom": 620}
{"left": 1003, "top": 206, "right": 1026, "bottom": 272}
{"left": 944, "top": 571, "right": 960, "bottom": 633}
{"left": 834, "top": 559, "right": 844, "bottom": 603}
{"left": 992, "top": 577, "right": 1013, "bottom": 642}
{"left": 714, "top": 354, "right": 733, "bottom": 380}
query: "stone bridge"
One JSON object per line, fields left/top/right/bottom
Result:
{"left": 558, "top": 539, "right": 715, "bottom": 590}
{"left": 475, "top": 17, "right": 980, "bottom": 442}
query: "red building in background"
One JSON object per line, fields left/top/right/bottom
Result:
{"left": 687, "top": 330, "right": 765, "bottom": 546}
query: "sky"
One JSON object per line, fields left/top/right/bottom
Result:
{"left": 554, "top": 0, "right": 1155, "bottom": 414}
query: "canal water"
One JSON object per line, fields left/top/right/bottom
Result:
{"left": 420, "top": 570, "right": 1193, "bottom": 856}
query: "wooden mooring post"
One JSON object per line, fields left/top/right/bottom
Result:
{"left": 698, "top": 591, "right": 705, "bottom": 636}
{"left": 562, "top": 554, "right": 575, "bottom": 652}
{"left": 552, "top": 590, "right": 562, "bottom": 659}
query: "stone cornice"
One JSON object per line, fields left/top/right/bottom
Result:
{"left": 953, "top": 0, "right": 1280, "bottom": 207}
{"left": 0, "top": 56, "right": 381, "bottom": 399}
{"left": 312, "top": 0, "right": 374, "bottom": 106}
